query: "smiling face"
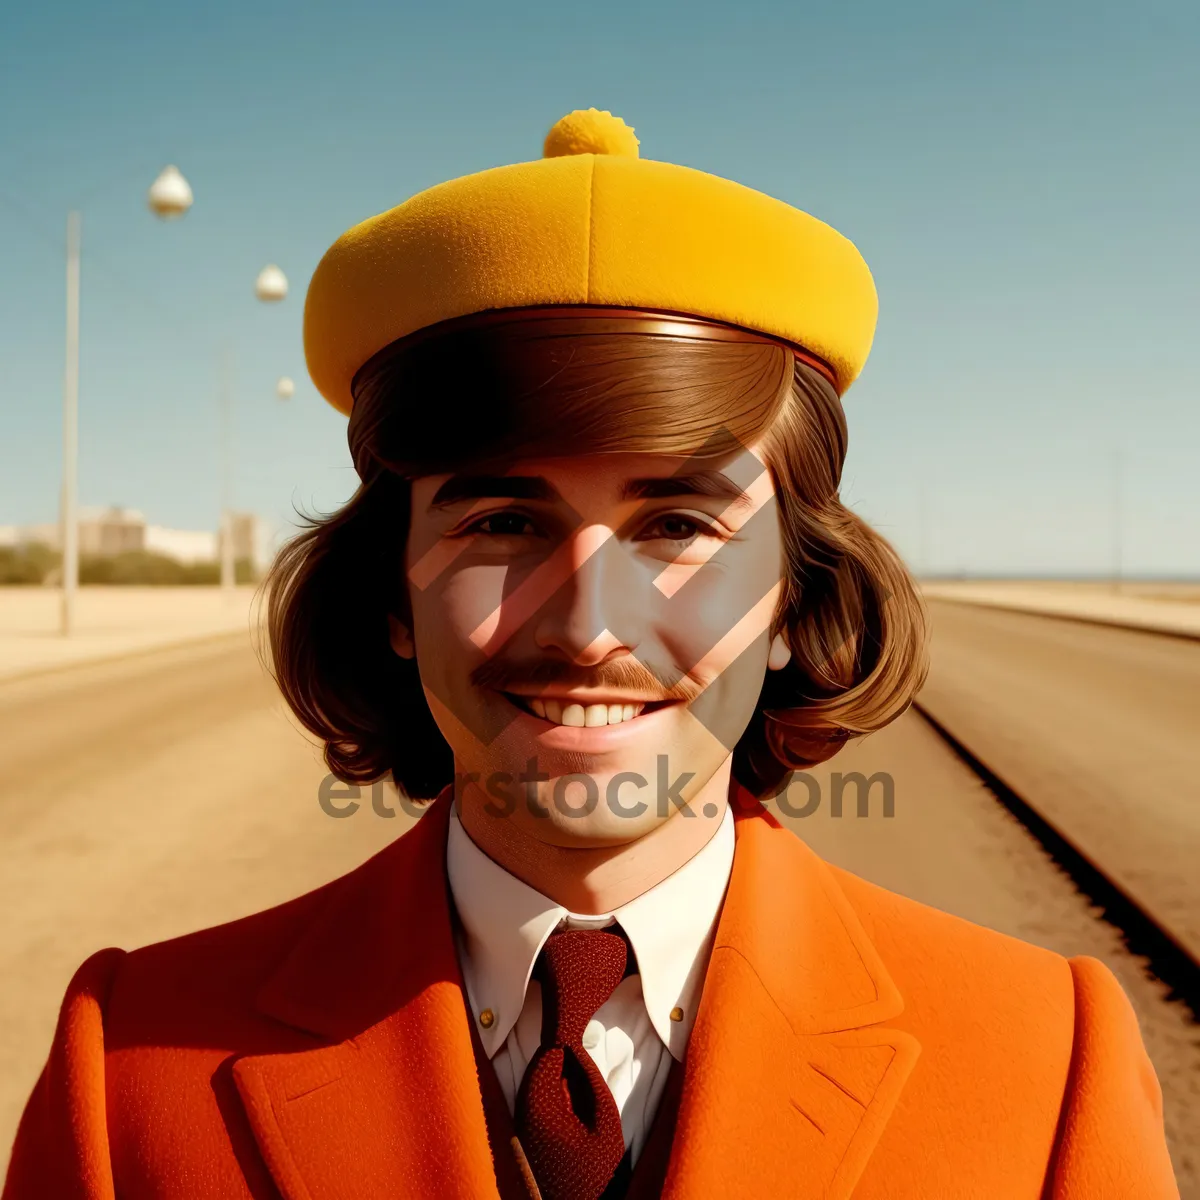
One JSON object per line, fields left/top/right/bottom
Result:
{"left": 264, "top": 324, "right": 928, "bottom": 832}
{"left": 392, "top": 443, "right": 791, "bottom": 847}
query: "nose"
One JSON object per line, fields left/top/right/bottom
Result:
{"left": 533, "top": 524, "right": 647, "bottom": 665}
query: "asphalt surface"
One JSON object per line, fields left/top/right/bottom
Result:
{"left": 788, "top": 712, "right": 1198, "bottom": 1194}
{"left": 918, "top": 599, "right": 1200, "bottom": 963}
{"left": 1, "top": 614, "right": 1196, "bottom": 1191}
{"left": 0, "top": 636, "right": 408, "bottom": 1170}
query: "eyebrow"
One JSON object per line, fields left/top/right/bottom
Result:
{"left": 427, "top": 475, "right": 558, "bottom": 510}
{"left": 626, "top": 473, "right": 757, "bottom": 511}
{"left": 427, "top": 471, "right": 758, "bottom": 513}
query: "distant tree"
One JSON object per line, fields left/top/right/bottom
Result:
{"left": 76, "top": 550, "right": 261, "bottom": 585}
{"left": 0, "top": 541, "right": 60, "bottom": 584}
{"left": 0, "top": 542, "right": 261, "bottom": 585}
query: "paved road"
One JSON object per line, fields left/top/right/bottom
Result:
{"left": 0, "top": 634, "right": 406, "bottom": 1170}
{"left": 0, "top": 627, "right": 1196, "bottom": 1192}
{"left": 918, "top": 599, "right": 1200, "bottom": 963}
{"left": 788, "top": 715, "right": 1198, "bottom": 1194}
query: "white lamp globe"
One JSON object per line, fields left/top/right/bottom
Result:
{"left": 255, "top": 264, "right": 288, "bottom": 302}
{"left": 148, "top": 165, "right": 194, "bottom": 219}
{"left": 276, "top": 376, "right": 295, "bottom": 400}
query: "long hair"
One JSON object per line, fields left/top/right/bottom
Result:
{"left": 261, "top": 311, "right": 928, "bottom": 800}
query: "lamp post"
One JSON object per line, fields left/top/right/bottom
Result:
{"left": 214, "top": 265, "right": 289, "bottom": 592}
{"left": 58, "top": 166, "right": 287, "bottom": 628}
{"left": 219, "top": 351, "right": 236, "bottom": 594}
{"left": 1111, "top": 449, "right": 1124, "bottom": 594}
{"left": 59, "top": 212, "right": 81, "bottom": 636}
{"left": 59, "top": 167, "right": 196, "bottom": 634}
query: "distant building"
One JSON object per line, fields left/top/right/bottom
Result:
{"left": 11, "top": 522, "right": 61, "bottom": 549}
{"left": 3, "top": 507, "right": 146, "bottom": 554}
{"left": 4, "top": 507, "right": 270, "bottom": 569}
{"left": 80, "top": 506, "right": 146, "bottom": 556}
{"left": 217, "top": 511, "right": 271, "bottom": 572}
{"left": 144, "top": 526, "right": 217, "bottom": 564}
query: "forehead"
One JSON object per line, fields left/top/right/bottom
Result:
{"left": 413, "top": 449, "right": 773, "bottom": 513}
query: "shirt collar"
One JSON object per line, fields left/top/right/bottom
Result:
{"left": 446, "top": 803, "right": 735, "bottom": 1061}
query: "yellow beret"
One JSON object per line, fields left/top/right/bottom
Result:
{"left": 304, "top": 108, "right": 878, "bottom": 414}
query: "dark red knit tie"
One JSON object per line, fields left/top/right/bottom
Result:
{"left": 514, "top": 928, "right": 628, "bottom": 1200}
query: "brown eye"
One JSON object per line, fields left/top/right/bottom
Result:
{"left": 641, "top": 515, "right": 715, "bottom": 543}
{"left": 660, "top": 517, "right": 698, "bottom": 540}
{"left": 465, "top": 512, "right": 537, "bottom": 537}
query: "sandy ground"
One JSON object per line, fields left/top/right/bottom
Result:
{"left": 0, "top": 617, "right": 1196, "bottom": 1192}
{"left": 0, "top": 585, "right": 263, "bottom": 681}
{"left": 923, "top": 578, "right": 1200, "bottom": 636}
{"left": 0, "top": 633, "right": 405, "bottom": 1172}
{"left": 918, "top": 599, "right": 1200, "bottom": 963}
{"left": 783, "top": 715, "right": 1199, "bottom": 1194}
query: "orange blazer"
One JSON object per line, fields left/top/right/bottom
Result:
{"left": 3, "top": 788, "right": 1179, "bottom": 1199}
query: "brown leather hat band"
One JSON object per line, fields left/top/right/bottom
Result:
{"left": 352, "top": 304, "right": 839, "bottom": 398}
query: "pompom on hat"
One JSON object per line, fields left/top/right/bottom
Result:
{"left": 304, "top": 108, "right": 878, "bottom": 414}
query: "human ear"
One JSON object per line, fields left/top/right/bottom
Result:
{"left": 387, "top": 613, "right": 415, "bottom": 660}
{"left": 767, "top": 631, "right": 792, "bottom": 671}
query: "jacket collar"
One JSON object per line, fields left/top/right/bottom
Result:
{"left": 660, "top": 783, "right": 920, "bottom": 1198}
{"left": 447, "top": 800, "right": 735, "bottom": 1061}
{"left": 232, "top": 783, "right": 919, "bottom": 1200}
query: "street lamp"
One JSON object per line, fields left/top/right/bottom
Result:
{"left": 61, "top": 165, "right": 196, "bottom": 634}
{"left": 254, "top": 264, "right": 288, "bottom": 302}
{"left": 60, "top": 166, "right": 290, "bottom": 628}
{"left": 147, "top": 166, "right": 194, "bottom": 219}
{"left": 60, "top": 212, "right": 81, "bottom": 636}
{"left": 217, "top": 268, "right": 291, "bottom": 592}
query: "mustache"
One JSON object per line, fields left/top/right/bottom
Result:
{"left": 470, "top": 654, "right": 706, "bottom": 703}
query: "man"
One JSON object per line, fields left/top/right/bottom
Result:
{"left": 3, "top": 109, "right": 1178, "bottom": 1199}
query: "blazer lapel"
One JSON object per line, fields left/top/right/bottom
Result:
{"left": 662, "top": 785, "right": 921, "bottom": 1199}
{"left": 231, "top": 791, "right": 502, "bottom": 1200}
{"left": 228, "top": 782, "right": 918, "bottom": 1200}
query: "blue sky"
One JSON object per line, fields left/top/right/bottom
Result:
{"left": 2, "top": 0, "right": 1197, "bottom": 575}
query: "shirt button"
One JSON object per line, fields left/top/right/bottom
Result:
{"left": 479, "top": 1008, "right": 495, "bottom": 1028}
{"left": 670, "top": 1006, "right": 684, "bottom": 1022}
{"left": 582, "top": 1020, "right": 603, "bottom": 1049}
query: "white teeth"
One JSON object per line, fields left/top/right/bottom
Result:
{"left": 517, "top": 696, "right": 649, "bottom": 726}
{"left": 584, "top": 704, "right": 608, "bottom": 727}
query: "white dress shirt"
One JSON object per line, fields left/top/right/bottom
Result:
{"left": 445, "top": 804, "right": 735, "bottom": 1165}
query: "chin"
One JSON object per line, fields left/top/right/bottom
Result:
{"left": 457, "top": 714, "right": 730, "bottom": 840}
{"left": 518, "top": 789, "right": 668, "bottom": 849}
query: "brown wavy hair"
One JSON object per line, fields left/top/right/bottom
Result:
{"left": 261, "top": 310, "right": 928, "bottom": 801}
